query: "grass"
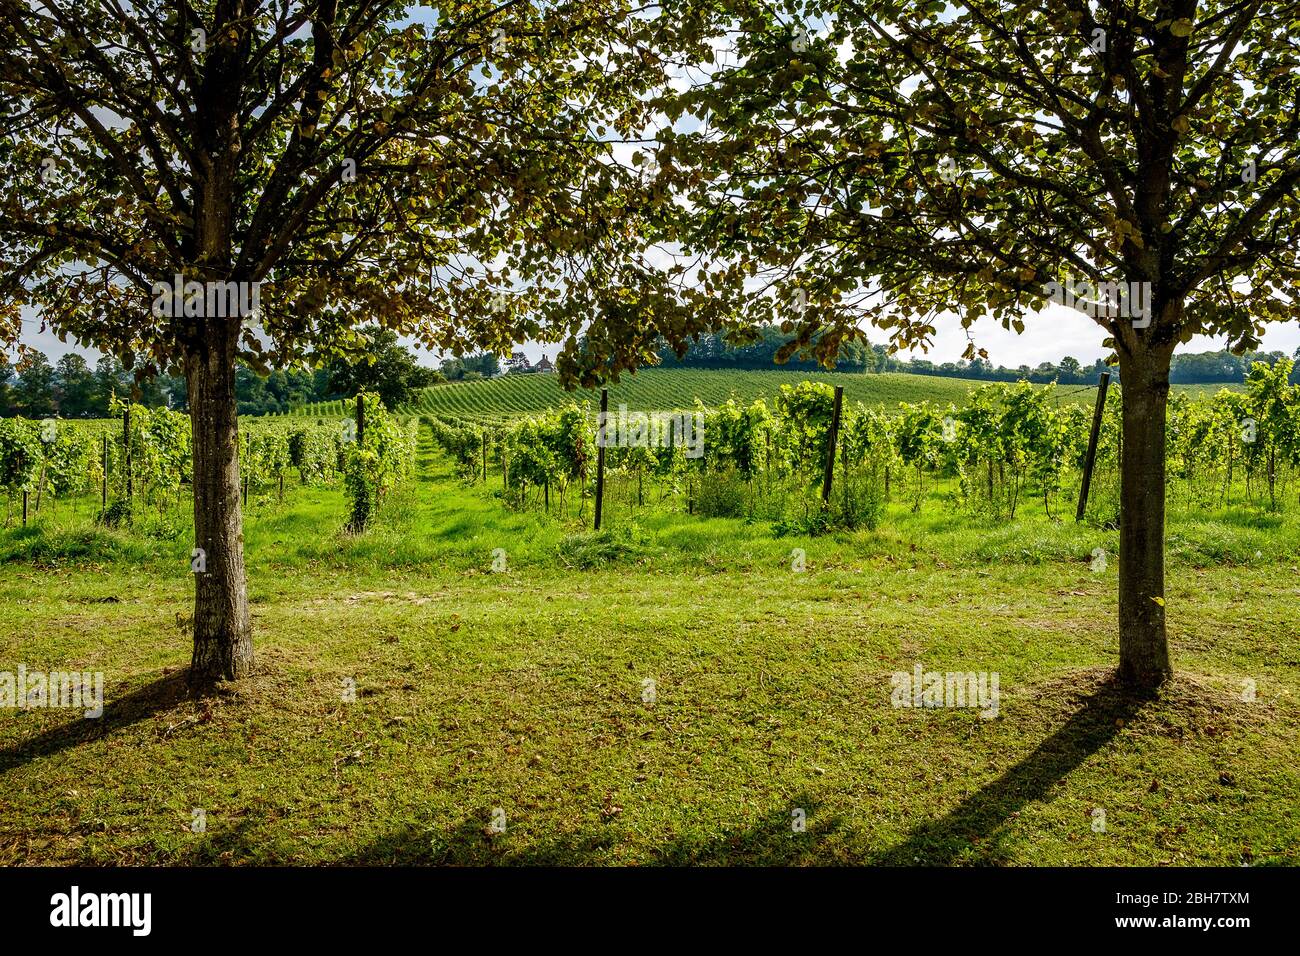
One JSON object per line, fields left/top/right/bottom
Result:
{"left": 0, "top": 425, "right": 1297, "bottom": 865}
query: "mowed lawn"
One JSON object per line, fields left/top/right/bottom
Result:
{"left": 1, "top": 429, "right": 1298, "bottom": 865}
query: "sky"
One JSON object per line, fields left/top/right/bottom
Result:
{"left": 18, "top": 302, "right": 1300, "bottom": 372}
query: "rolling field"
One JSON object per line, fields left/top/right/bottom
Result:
{"left": 287, "top": 368, "right": 1234, "bottom": 423}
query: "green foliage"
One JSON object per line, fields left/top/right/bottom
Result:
{"left": 8, "top": 360, "right": 1297, "bottom": 535}
{"left": 343, "top": 393, "right": 418, "bottom": 533}
{"left": 695, "top": 468, "right": 749, "bottom": 519}
{"left": 0, "top": 417, "right": 41, "bottom": 493}
{"left": 425, "top": 415, "right": 484, "bottom": 478}
{"left": 285, "top": 424, "right": 340, "bottom": 484}
{"left": 108, "top": 398, "right": 192, "bottom": 506}
{"left": 439, "top": 359, "right": 1300, "bottom": 531}
{"left": 774, "top": 381, "right": 836, "bottom": 478}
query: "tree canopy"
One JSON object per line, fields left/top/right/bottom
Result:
{"left": 665, "top": 0, "right": 1300, "bottom": 362}
{"left": 0, "top": 0, "right": 726, "bottom": 380}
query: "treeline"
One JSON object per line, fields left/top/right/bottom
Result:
{"left": 899, "top": 349, "right": 1300, "bottom": 385}
{"left": 0, "top": 353, "right": 180, "bottom": 419}
{"left": 656, "top": 326, "right": 1300, "bottom": 386}
{"left": 1, "top": 330, "right": 504, "bottom": 418}
{"left": 0, "top": 351, "right": 339, "bottom": 418}
{"left": 655, "top": 325, "right": 879, "bottom": 371}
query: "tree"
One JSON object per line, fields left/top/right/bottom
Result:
{"left": 669, "top": 1, "right": 1300, "bottom": 688}
{"left": 1, "top": 1, "right": 720, "bottom": 687}
{"left": 91, "top": 356, "right": 128, "bottom": 414}
{"left": 0, "top": 355, "right": 14, "bottom": 415}
{"left": 324, "top": 328, "right": 438, "bottom": 409}
{"left": 440, "top": 351, "right": 499, "bottom": 379}
{"left": 54, "top": 353, "right": 95, "bottom": 417}
{"left": 12, "top": 350, "right": 56, "bottom": 417}
{"left": 463, "top": 352, "right": 501, "bottom": 378}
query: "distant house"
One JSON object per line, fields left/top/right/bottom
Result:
{"left": 534, "top": 354, "right": 554, "bottom": 373}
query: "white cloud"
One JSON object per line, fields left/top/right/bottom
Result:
{"left": 889, "top": 305, "right": 1300, "bottom": 367}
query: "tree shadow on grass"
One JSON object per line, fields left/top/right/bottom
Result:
{"left": 340, "top": 794, "right": 849, "bottom": 866}
{"left": 866, "top": 675, "right": 1157, "bottom": 865}
{"left": 340, "top": 678, "right": 1154, "bottom": 867}
{"left": 0, "top": 670, "right": 191, "bottom": 776}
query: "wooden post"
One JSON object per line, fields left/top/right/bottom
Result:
{"left": 821, "top": 386, "right": 844, "bottom": 505}
{"left": 594, "top": 388, "right": 608, "bottom": 530}
{"left": 482, "top": 432, "right": 488, "bottom": 482}
{"left": 22, "top": 490, "right": 28, "bottom": 527}
{"left": 1076, "top": 372, "right": 1111, "bottom": 522}
{"left": 356, "top": 395, "right": 365, "bottom": 447}
{"left": 101, "top": 434, "right": 108, "bottom": 509}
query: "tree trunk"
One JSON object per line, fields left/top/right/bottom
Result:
{"left": 185, "top": 326, "right": 253, "bottom": 688}
{"left": 1116, "top": 348, "right": 1174, "bottom": 688}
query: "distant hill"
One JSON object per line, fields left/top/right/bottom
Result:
{"left": 283, "top": 368, "right": 1236, "bottom": 422}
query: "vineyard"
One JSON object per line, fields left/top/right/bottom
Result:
{"left": 293, "top": 369, "right": 1022, "bottom": 422}
{"left": 423, "top": 359, "right": 1300, "bottom": 535}
{"left": 0, "top": 392, "right": 418, "bottom": 534}
{"left": 5, "top": 364, "right": 1291, "bottom": 541}
{"left": 391, "top": 367, "right": 1228, "bottom": 423}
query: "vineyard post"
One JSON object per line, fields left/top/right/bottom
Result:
{"left": 821, "top": 386, "right": 844, "bottom": 505}
{"left": 482, "top": 432, "right": 488, "bottom": 482}
{"left": 22, "top": 490, "right": 28, "bottom": 527}
{"left": 595, "top": 388, "right": 608, "bottom": 530}
{"left": 356, "top": 395, "right": 365, "bottom": 447}
{"left": 1076, "top": 372, "right": 1111, "bottom": 522}
{"left": 101, "top": 434, "right": 108, "bottom": 508}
